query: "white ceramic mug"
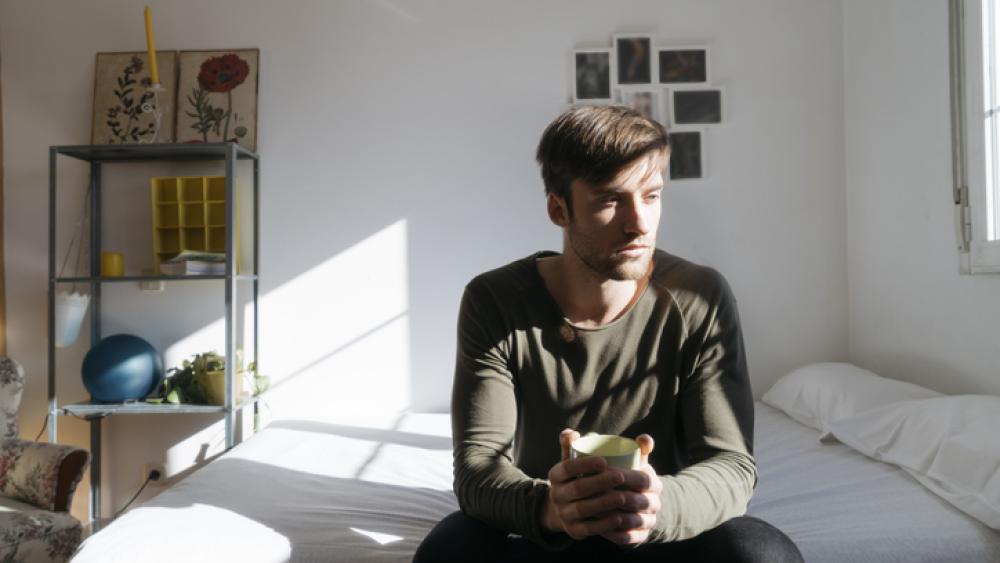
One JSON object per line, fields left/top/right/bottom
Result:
{"left": 570, "top": 433, "right": 640, "bottom": 470}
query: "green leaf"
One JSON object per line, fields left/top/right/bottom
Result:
{"left": 253, "top": 375, "right": 270, "bottom": 395}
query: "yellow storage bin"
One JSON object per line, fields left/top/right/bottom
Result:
{"left": 151, "top": 175, "right": 240, "bottom": 273}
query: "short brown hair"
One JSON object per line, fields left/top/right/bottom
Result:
{"left": 536, "top": 105, "right": 669, "bottom": 213}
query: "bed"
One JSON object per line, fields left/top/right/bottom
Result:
{"left": 72, "top": 395, "right": 1000, "bottom": 563}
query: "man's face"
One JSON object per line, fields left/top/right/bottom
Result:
{"left": 561, "top": 151, "right": 665, "bottom": 281}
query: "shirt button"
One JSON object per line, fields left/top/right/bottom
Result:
{"left": 559, "top": 323, "right": 576, "bottom": 343}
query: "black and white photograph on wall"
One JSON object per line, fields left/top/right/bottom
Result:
{"left": 614, "top": 35, "right": 652, "bottom": 84}
{"left": 672, "top": 89, "right": 722, "bottom": 125}
{"left": 573, "top": 49, "right": 612, "bottom": 102}
{"left": 617, "top": 89, "right": 662, "bottom": 124}
{"left": 669, "top": 130, "right": 703, "bottom": 180}
{"left": 658, "top": 48, "right": 709, "bottom": 84}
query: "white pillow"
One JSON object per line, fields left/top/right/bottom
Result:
{"left": 761, "top": 362, "right": 940, "bottom": 430}
{"left": 824, "top": 395, "right": 1000, "bottom": 530}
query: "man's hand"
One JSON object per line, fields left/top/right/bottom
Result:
{"left": 542, "top": 429, "right": 631, "bottom": 540}
{"left": 601, "top": 434, "right": 662, "bottom": 546}
{"left": 541, "top": 430, "right": 662, "bottom": 545}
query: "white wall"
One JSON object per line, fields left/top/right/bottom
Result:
{"left": 843, "top": 0, "right": 1000, "bottom": 396}
{"left": 1, "top": 0, "right": 847, "bottom": 520}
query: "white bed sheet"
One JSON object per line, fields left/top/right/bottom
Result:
{"left": 73, "top": 415, "right": 459, "bottom": 563}
{"left": 73, "top": 405, "right": 1000, "bottom": 562}
{"left": 750, "top": 403, "right": 1000, "bottom": 562}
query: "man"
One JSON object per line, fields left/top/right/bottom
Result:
{"left": 415, "top": 106, "right": 802, "bottom": 562}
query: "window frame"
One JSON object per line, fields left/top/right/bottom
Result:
{"left": 954, "top": 0, "right": 1000, "bottom": 273}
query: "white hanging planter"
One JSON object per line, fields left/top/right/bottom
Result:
{"left": 54, "top": 291, "right": 90, "bottom": 348}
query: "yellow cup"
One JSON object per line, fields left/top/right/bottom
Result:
{"left": 570, "top": 433, "right": 640, "bottom": 470}
{"left": 100, "top": 252, "right": 124, "bottom": 277}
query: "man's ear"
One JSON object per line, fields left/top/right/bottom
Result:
{"left": 547, "top": 193, "right": 570, "bottom": 227}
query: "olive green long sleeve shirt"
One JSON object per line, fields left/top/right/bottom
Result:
{"left": 451, "top": 250, "right": 756, "bottom": 548}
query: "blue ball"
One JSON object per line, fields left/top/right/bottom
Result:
{"left": 82, "top": 334, "right": 164, "bottom": 403}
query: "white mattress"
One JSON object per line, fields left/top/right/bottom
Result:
{"left": 73, "top": 404, "right": 1000, "bottom": 562}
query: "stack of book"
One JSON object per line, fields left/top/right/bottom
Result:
{"left": 159, "top": 250, "right": 227, "bottom": 275}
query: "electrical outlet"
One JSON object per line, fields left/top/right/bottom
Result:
{"left": 139, "top": 268, "right": 164, "bottom": 292}
{"left": 143, "top": 463, "right": 165, "bottom": 485}
{"left": 139, "top": 279, "right": 165, "bottom": 292}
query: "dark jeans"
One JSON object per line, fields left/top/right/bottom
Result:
{"left": 413, "top": 511, "right": 804, "bottom": 563}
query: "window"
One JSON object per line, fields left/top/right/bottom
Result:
{"left": 953, "top": 0, "right": 1000, "bottom": 273}
{"left": 982, "top": 0, "right": 1000, "bottom": 241}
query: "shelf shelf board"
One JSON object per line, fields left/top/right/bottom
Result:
{"left": 57, "top": 393, "right": 255, "bottom": 418}
{"left": 59, "top": 399, "right": 252, "bottom": 417}
{"left": 54, "top": 274, "right": 258, "bottom": 283}
{"left": 53, "top": 142, "right": 258, "bottom": 163}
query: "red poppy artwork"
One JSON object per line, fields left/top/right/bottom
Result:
{"left": 176, "top": 49, "right": 259, "bottom": 151}
{"left": 198, "top": 54, "right": 251, "bottom": 92}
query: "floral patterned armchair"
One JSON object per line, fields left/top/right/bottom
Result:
{"left": 0, "top": 357, "right": 90, "bottom": 562}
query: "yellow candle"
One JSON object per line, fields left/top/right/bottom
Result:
{"left": 144, "top": 6, "right": 160, "bottom": 85}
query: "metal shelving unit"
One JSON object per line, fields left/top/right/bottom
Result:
{"left": 47, "top": 142, "right": 260, "bottom": 528}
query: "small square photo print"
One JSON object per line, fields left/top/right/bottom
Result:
{"left": 614, "top": 35, "right": 653, "bottom": 85}
{"left": 658, "top": 48, "right": 708, "bottom": 84}
{"left": 618, "top": 89, "right": 662, "bottom": 124}
{"left": 573, "top": 49, "right": 612, "bottom": 102}
{"left": 672, "top": 89, "right": 722, "bottom": 125}
{"left": 669, "top": 131, "right": 703, "bottom": 181}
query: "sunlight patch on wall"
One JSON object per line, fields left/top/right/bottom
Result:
{"left": 258, "top": 219, "right": 411, "bottom": 425}
{"left": 164, "top": 221, "right": 411, "bottom": 425}
{"left": 264, "top": 314, "right": 410, "bottom": 425}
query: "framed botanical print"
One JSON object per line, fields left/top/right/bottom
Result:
{"left": 92, "top": 51, "right": 178, "bottom": 144}
{"left": 175, "top": 49, "right": 259, "bottom": 151}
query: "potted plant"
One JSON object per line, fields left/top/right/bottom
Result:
{"left": 148, "top": 351, "right": 268, "bottom": 406}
